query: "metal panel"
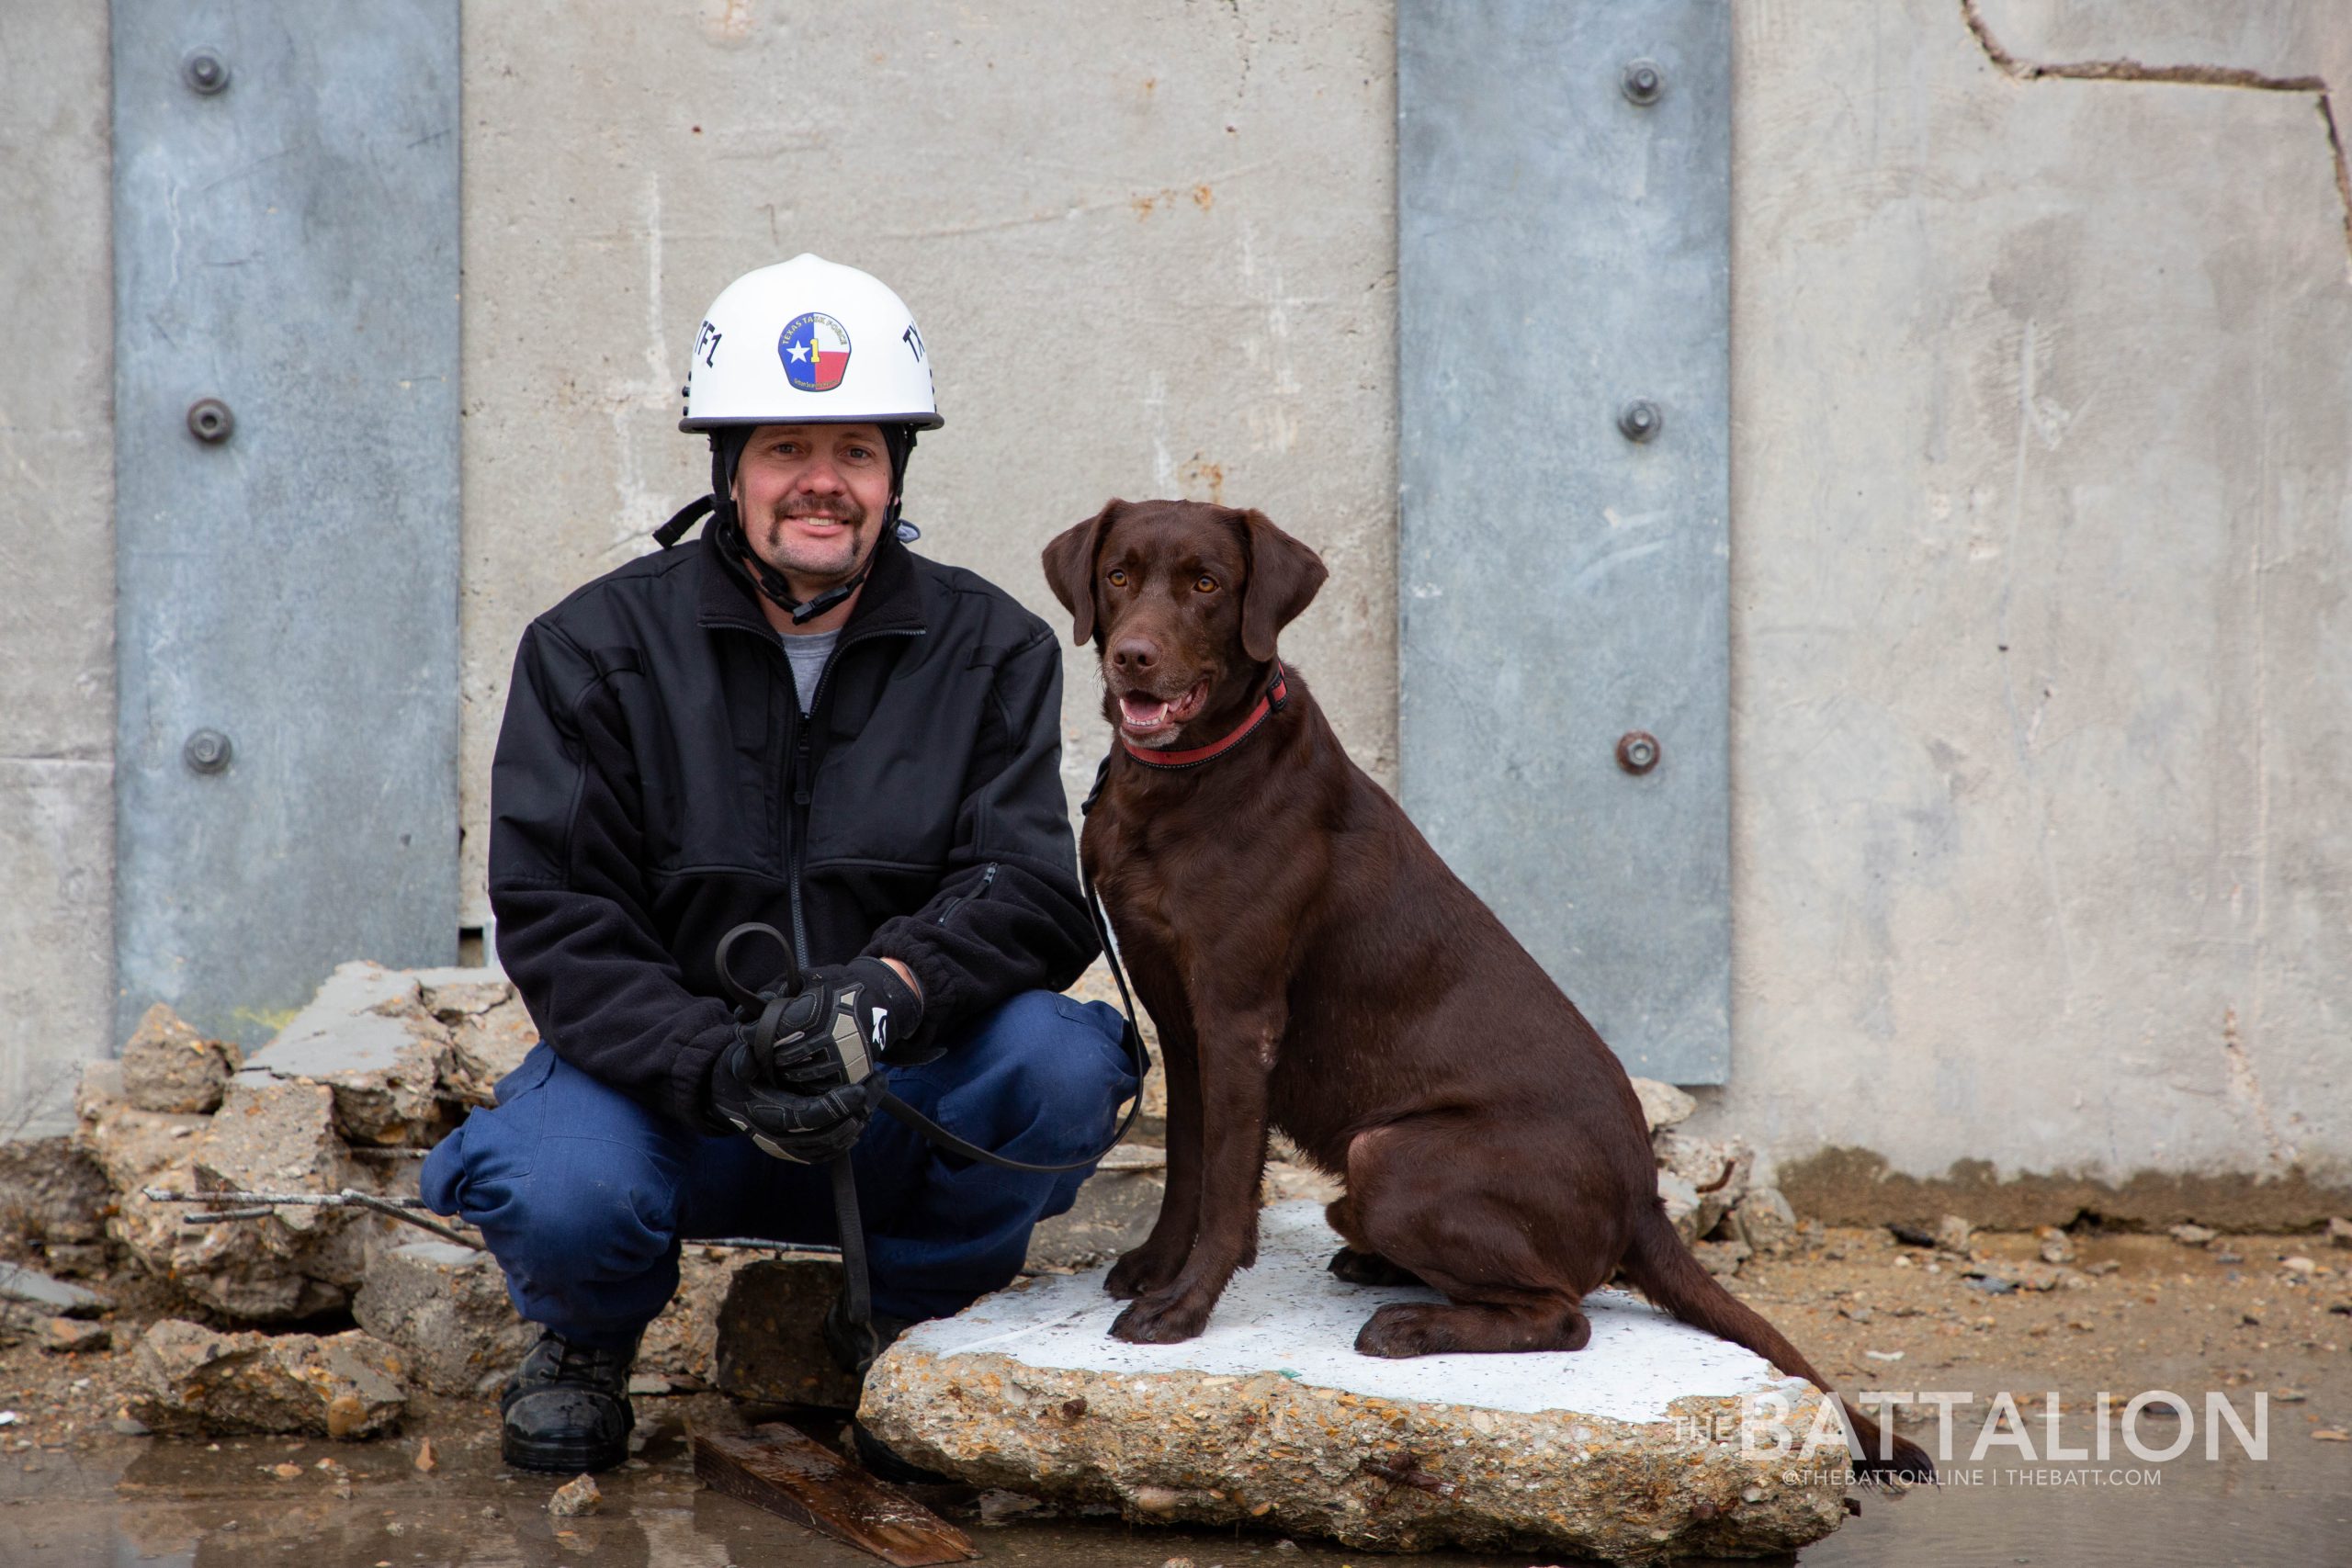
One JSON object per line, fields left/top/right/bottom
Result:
{"left": 1398, "top": 0, "right": 1730, "bottom": 1082}
{"left": 113, "top": 1, "right": 460, "bottom": 1047}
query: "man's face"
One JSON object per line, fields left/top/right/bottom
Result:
{"left": 730, "top": 423, "right": 894, "bottom": 588}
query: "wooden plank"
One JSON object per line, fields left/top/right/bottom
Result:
{"left": 692, "top": 1422, "right": 977, "bottom": 1566}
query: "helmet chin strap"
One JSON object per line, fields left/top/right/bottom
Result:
{"left": 739, "top": 539, "right": 876, "bottom": 626}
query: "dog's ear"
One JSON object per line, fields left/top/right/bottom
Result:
{"left": 1042, "top": 501, "right": 1122, "bottom": 646}
{"left": 1235, "top": 509, "right": 1328, "bottom": 662}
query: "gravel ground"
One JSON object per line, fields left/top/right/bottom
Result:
{"left": 1732, "top": 1224, "right": 2350, "bottom": 1429}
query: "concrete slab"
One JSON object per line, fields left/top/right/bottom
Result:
{"left": 239, "top": 963, "right": 455, "bottom": 1145}
{"left": 863, "top": 1202, "right": 1849, "bottom": 1561}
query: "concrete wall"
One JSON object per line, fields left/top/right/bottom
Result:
{"left": 5, "top": 1, "right": 2346, "bottom": 1219}
{"left": 0, "top": 7, "right": 114, "bottom": 1134}
{"left": 457, "top": 0, "right": 1400, "bottom": 939}
{"left": 1698, "top": 0, "right": 2352, "bottom": 1219}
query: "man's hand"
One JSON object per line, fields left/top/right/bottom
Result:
{"left": 760, "top": 957, "right": 925, "bottom": 1083}
{"left": 703, "top": 955, "right": 923, "bottom": 1162}
{"left": 707, "top": 1035, "right": 871, "bottom": 1163}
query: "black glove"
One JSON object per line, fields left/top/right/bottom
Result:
{"left": 767, "top": 958, "right": 924, "bottom": 1082}
{"left": 703, "top": 957, "right": 924, "bottom": 1162}
{"left": 707, "top": 1037, "right": 872, "bottom": 1164}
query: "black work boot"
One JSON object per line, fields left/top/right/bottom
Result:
{"left": 500, "top": 1329, "right": 637, "bottom": 1473}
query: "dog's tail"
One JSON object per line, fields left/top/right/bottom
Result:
{"left": 1618, "top": 1201, "right": 1936, "bottom": 1484}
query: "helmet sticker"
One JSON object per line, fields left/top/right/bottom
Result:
{"left": 780, "top": 312, "right": 852, "bottom": 392}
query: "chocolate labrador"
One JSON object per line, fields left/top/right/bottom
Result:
{"left": 1042, "top": 498, "right": 1931, "bottom": 1482}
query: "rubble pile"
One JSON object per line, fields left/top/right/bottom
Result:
{"left": 1632, "top": 1075, "right": 1797, "bottom": 1276}
{"left": 36, "top": 964, "right": 860, "bottom": 1437}
{"left": 55, "top": 965, "right": 540, "bottom": 1433}
{"left": 73, "top": 965, "right": 534, "bottom": 1325}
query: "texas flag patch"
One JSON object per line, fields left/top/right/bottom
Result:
{"left": 779, "top": 312, "right": 852, "bottom": 392}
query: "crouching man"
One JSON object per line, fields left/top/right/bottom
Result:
{"left": 423, "top": 256, "right": 1136, "bottom": 1473}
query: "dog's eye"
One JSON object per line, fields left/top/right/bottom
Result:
{"left": 1194, "top": 575, "right": 1217, "bottom": 593}
{"left": 1106, "top": 569, "right": 1128, "bottom": 588}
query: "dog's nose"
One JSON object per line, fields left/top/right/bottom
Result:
{"left": 1111, "top": 637, "right": 1159, "bottom": 672}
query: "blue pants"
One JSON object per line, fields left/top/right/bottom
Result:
{"left": 419, "top": 991, "right": 1136, "bottom": 1348}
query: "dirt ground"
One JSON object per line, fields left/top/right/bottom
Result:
{"left": 3, "top": 1223, "right": 2347, "bottom": 1565}
{"left": 1724, "top": 1224, "right": 2352, "bottom": 1431}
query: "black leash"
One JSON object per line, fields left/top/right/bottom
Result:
{"left": 709, "top": 792, "right": 1150, "bottom": 1371}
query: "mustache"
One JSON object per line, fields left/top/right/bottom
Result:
{"left": 766, "top": 493, "right": 863, "bottom": 523}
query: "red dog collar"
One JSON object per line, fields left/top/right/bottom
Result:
{"left": 1122, "top": 663, "right": 1290, "bottom": 770}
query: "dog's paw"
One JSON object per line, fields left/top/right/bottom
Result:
{"left": 1103, "top": 1247, "right": 1182, "bottom": 1302}
{"left": 1110, "top": 1290, "right": 1213, "bottom": 1345}
{"left": 1353, "top": 1303, "right": 1443, "bottom": 1358}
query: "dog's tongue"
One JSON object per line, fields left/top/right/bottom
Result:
{"left": 1120, "top": 693, "right": 1170, "bottom": 728}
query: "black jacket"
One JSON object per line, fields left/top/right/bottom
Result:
{"left": 488, "top": 529, "right": 1099, "bottom": 1124}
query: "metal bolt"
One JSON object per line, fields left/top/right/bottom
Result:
{"left": 1621, "top": 59, "right": 1664, "bottom": 107}
{"left": 183, "top": 729, "right": 233, "bottom": 774}
{"left": 187, "top": 398, "right": 234, "bottom": 444}
{"left": 1616, "top": 731, "right": 1660, "bottom": 775}
{"left": 1616, "top": 399, "right": 1662, "bottom": 443}
{"left": 182, "top": 50, "right": 230, "bottom": 95}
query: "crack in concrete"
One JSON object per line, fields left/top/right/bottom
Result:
{"left": 1960, "top": 0, "right": 2352, "bottom": 268}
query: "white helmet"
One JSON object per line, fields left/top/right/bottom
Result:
{"left": 678, "top": 254, "right": 942, "bottom": 432}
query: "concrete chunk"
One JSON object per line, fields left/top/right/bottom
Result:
{"left": 0, "top": 1134, "right": 110, "bottom": 1247}
{"left": 0, "top": 1260, "right": 110, "bottom": 1318}
{"left": 447, "top": 1004, "right": 538, "bottom": 1105}
{"left": 74, "top": 1059, "right": 126, "bottom": 1124}
{"left": 861, "top": 1203, "right": 1849, "bottom": 1560}
{"left": 1655, "top": 1131, "right": 1754, "bottom": 1241}
{"left": 1657, "top": 1170, "right": 1702, "bottom": 1243}
{"left": 87, "top": 1073, "right": 373, "bottom": 1322}
{"left": 1727, "top": 1187, "right": 1798, "bottom": 1255}
{"left": 353, "top": 1241, "right": 536, "bottom": 1397}
{"left": 424, "top": 974, "right": 538, "bottom": 1107}
{"left": 1631, "top": 1077, "right": 1696, "bottom": 1134}
{"left": 641, "top": 1247, "right": 763, "bottom": 1391}
{"left": 130, "top": 1319, "right": 408, "bottom": 1438}
{"left": 42, "top": 1316, "right": 110, "bottom": 1354}
{"left": 119, "top": 1004, "right": 241, "bottom": 1114}
{"left": 241, "top": 962, "right": 458, "bottom": 1146}
{"left": 711, "top": 1257, "right": 862, "bottom": 1409}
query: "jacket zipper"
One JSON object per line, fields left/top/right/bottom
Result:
{"left": 781, "top": 626, "right": 923, "bottom": 970}
{"left": 936, "top": 861, "right": 1000, "bottom": 924}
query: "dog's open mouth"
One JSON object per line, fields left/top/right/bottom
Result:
{"left": 1117, "top": 680, "right": 1209, "bottom": 742}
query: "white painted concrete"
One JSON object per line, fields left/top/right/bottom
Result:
{"left": 910, "top": 1203, "right": 1800, "bottom": 1425}
{"left": 239, "top": 963, "right": 422, "bottom": 1083}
